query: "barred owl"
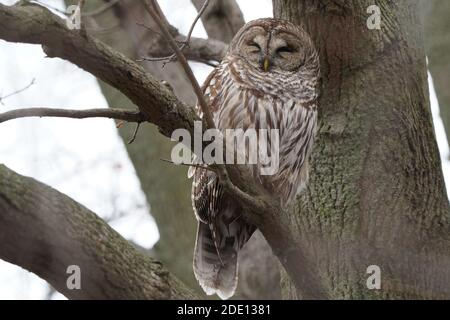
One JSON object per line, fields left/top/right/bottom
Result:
{"left": 189, "top": 18, "right": 320, "bottom": 299}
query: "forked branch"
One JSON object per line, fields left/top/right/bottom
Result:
{"left": 139, "top": 0, "right": 211, "bottom": 64}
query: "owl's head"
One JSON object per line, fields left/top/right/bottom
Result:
{"left": 228, "top": 18, "right": 318, "bottom": 75}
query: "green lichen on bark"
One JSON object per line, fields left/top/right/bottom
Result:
{"left": 274, "top": 0, "right": 450, "bottom": 299}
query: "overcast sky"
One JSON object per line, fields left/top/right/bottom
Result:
{"left": 0, "top": 0, "right": 448, "bottom": 299}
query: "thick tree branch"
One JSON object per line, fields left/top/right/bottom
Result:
{"left": 179, "top": 36, "right": 227, "bottom": 63}
{"left": 140, "top": 0, "right": 227, "bottom": 65}
{"left": 0, "top": 107, "right": 146, "bottom": 123}
{"left": 191, "top": 0, "right": 244, "bottom": 43}
{"left": 143, "top": 32, "right": 227, "bottom": 64}
{"left": 0, "top": 164, "right": 198, "bottom": 299}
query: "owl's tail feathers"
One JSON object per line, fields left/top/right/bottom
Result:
{"left": 193, "top": 222, "right": 238, "bottom": 300}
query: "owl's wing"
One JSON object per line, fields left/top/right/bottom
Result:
{"left": 189, "top": 64, "right": 255, "bottom": 299}
{"left": 189, "top": 67, "right": 223, "bottom": 224}
{"left": 187, "top": 67, "right": 219, "bottom": 179}
{"left": 191, "top": 168, "right": 222, "bottom": 224}
{"left": 275, "top": 104, "right": 317, "bottom": 206}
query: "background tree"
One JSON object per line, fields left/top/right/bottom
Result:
{"left": 0, "top": 0, "right": 449, "bottom": 299}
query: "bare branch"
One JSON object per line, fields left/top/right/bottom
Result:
{"left": 139, "top": 0, "right": 211, "bottom": 65}
{"left": 145, "top": 1, "right": 214, "bottom": 130}
{"left": 0, "top": 164, "right": 198, "bottom": 299}
{"left": 0, "top": 107, "right": 146, "bottom": 124}
{"left": 191, "top": 0, "right": 244, "bottom": 42}
{"left": 0, "top": 78, "right": 35, "bottom": 104}
{"left": 141, "top": 29, "right": 227, "bottom": 64}
{"left": 184, "top": 0, "right": 211, "bottom": 47}
{"left": 0, "top": 2, "right": 198, "bottom": 137}
{"left": 127, "top": 122, "right": 141, "bottom": 144}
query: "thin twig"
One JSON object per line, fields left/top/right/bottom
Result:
{"left": 128, "top": 122, "right": 141, "bottom": 144}
{"left": 0, "top": 78, "right": 35, "bottom": 105}
{"left": 160, "top": 158, "right": 215, "bottom": 172}
{"left": 144, "top": 0, "right": 214, "bottom": 129}
{"left": 135, "top": 22, "right": 186, "bottom": 46}
{"left": 184, "top": 0, "right": 210, "bottom": 48}
{"left": 0, "top": 107, "right": 146, "bottom": 124}
{"left": 138, "top": 0, "right": 210, "bottom": 64}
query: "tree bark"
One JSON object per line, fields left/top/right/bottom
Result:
{"left": 421, "top": 0, "right": 450, "bottom": 151}
{"left": 0, "top": 164, "right": 197, "bottom": 299}
{"left": 273, "top": 0, "right": 450, "bottom": 299}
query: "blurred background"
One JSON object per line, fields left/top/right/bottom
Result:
{"left": 0, "top": 0, "right": 448, "bottom": 299}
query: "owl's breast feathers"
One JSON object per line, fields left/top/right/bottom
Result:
{"left": 195, "top": 58, "right": 317, "bottom": 206}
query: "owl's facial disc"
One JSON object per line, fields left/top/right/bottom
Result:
{"left": 236, "top": 26, "right": 306, "bottom": 73}
{"left": 268, "top": 32, "right": 305, "bottom": 72}
{"left": 237, "top": 28, "right": 268, "bottom": 71}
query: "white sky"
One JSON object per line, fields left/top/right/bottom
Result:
{"left": 0, "top": 0, "right": 448, "bottom": 300}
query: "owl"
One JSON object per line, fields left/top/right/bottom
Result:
{"left": 188, "top": 18, "right": 320, "bottom": 299}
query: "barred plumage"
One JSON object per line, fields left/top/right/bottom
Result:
{"left": 189, "top": 18, "right": 320, "bottom": 299}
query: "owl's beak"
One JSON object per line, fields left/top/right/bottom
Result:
{"left": 263, "top": 56, "right": 270, "bottom": 72}
{"left": 260, "top": 55, "right": 271, "bottom": 72}
{"left": 263, "top": 57, "right": 270, "bottom": 72}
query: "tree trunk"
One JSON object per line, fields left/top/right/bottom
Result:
{"left": 273, "top": 0, "right": 450, "bottom": 299}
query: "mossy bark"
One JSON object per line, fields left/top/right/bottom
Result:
{"left": 273, "top": 0, "right": 450, "bottom": 299}
{"left": 0, "top": 165, "right": 197, "bottom": 299}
